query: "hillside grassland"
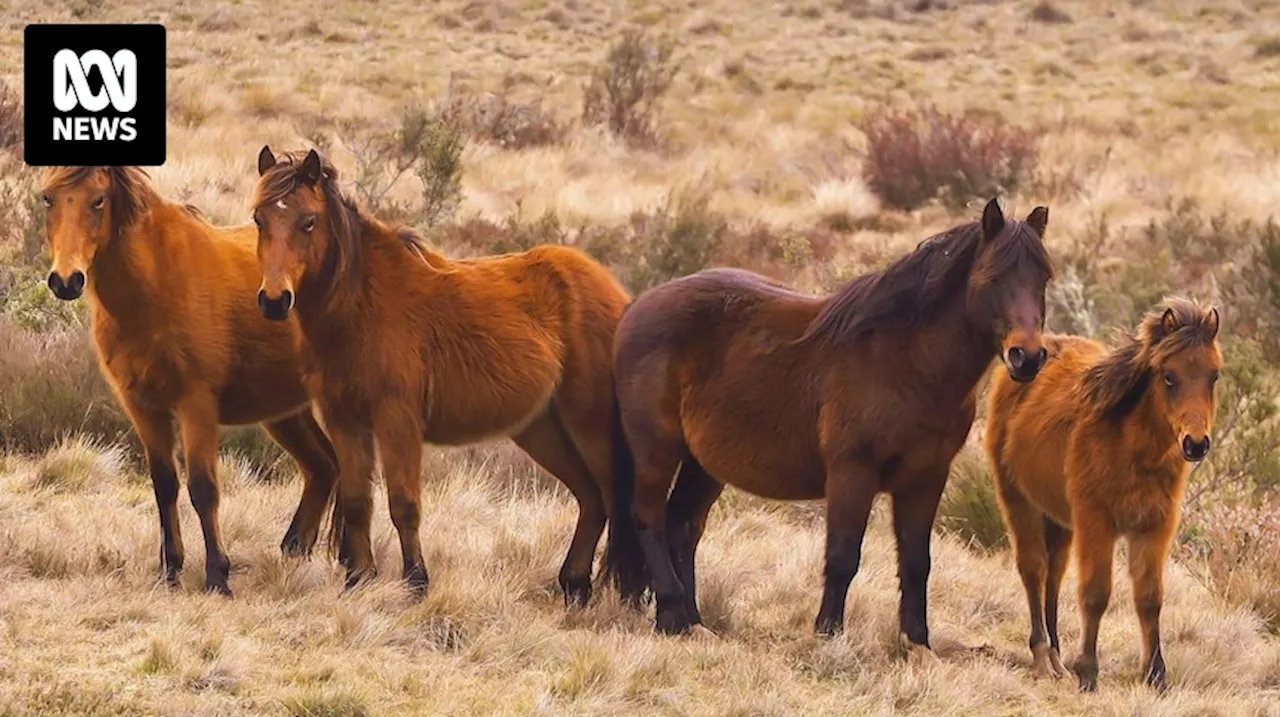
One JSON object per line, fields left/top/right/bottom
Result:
{"left": 2, "top": 0, "right": 1280, "bottom": 715}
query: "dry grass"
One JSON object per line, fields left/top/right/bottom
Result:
{"left": 2, "top": 0, "right": 1280, "bottom": 713}
{"left": 1, "top": 440, "right": 1278, "bottom": 716}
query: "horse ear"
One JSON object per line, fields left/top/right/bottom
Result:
{"left": 299, "top": 149, "right": 323, "bottom": 185}
{"left": 1204, "top": 307, "right": 1220, "bottom": 339}
{"left": 1025, "top": 206, "right": 1049, "bottom": 239}
{"left": 1160, "top": 307, "right": 1180, "bottom": 337}
{"left": 257, "top": 145, "right": 276, "bottom": 176}
{"left": 981, "top": 196, "right": 1005, "bottom": 242}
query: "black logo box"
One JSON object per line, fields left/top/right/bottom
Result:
{"left": 23, "top": 23, "right": 166, "bottom": 167}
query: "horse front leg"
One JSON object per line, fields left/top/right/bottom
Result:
{"left": 1128, "top": 527, "right": 1175, "bottom": 692}
{"left": 890, "top": 472, "right": 946, "bottom": 659}
{"left": 815, "top": 461, "right": 878, "bottom": 636}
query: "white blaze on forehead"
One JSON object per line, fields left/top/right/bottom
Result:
{"left": 275, "top": 199, "right": 287, "bottom": 210}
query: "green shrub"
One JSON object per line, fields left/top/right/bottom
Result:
{"left": 937, "top": 448, "right": 1008, "bottom": 552}
{"left": 582, "top": 28, "right": 678, "bottom": 146}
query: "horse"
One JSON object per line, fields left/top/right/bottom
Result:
{"left": 984, "top": 298, "right": 1221, "bottom": 693}
{"left": 610, "top": 197, "right": 1055, "bottom": 656}
{"left": 249, "top": 146, "right": 647, "bottom": 606}
{"left": 41, "top": 166, "right": 341, "bottom": 597}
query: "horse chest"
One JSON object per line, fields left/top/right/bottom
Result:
{"left": 95, "top": 328, "right": 190, "bottom": 407}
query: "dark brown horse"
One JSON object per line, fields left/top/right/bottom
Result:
{"left": 41, "top": 166, "right": 339, "bottom": 596}
{"left": 612, "top": 198, "right": 1055, "bottom": 657}
{"left": 249, "top": 147, "right": 647, "bottom": 605}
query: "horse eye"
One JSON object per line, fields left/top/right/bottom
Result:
{"left": 301, "top": 215, "right": 317, "bottom": 233}
{"left": 41, "top": 193, "right": 53, "bottom": 207}
{"left": 91, "top": 195, "right": 106, "bottom": 210}
{"left": 1210, "top": 371, "right": 1220, "bottom": 385}
{"left": 1163, "top": 371, "right": 1177, "bottom": 387}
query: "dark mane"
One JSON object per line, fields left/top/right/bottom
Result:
{"left": 252, "top": 150, "right": 435, "bottom": 295}
{"left": 42, "top": 166, "right": 158, "bottom": 235}
{"left": 800, "top": 218, "right": 1052, "bottom": 345}
{"left": 1081, "top": 297, "right": 1219, "bottom": 421}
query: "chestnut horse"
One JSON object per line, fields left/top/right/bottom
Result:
{"left": 250, "top": 147, "right": 645, "bottom": 605}
{"left": 985, "top": 298, "right": 1221, "bottom": 692}
{"left": 612, "top": 198, "right": 1055, "bottom": 655}
{"left": 41, "top": 166, "right": 340, "bottom": 596}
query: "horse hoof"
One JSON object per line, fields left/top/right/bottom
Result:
{"left": 343, "top": 568, "right": 377, "bottom": 593}
{"left": 655, "top": 607, "right": 692, "bottom": 635}
{"left": 902, "top": 635, "right": 940, "bottom": 668}
{"left": 1030, "top": 644, "right": 1056, "bottom": 680}
{"left": 205, "top": 582, "right": 234, "bottom": 598}
{"left": 814, "top": 618, "right": 843, "bottom": 638}
{"left": 561, "top": 577, "right": 591, "bottom": 609}
{"left": 1145, "top": 664, "right": 1169, "bottom": 693}
{"left": 404, "top": 566, "right": 429, "bottom": 598}
{"left": 1048, "top": 648, "right": 1069, "bottom": 680}
{"left": 280, "top": 534, "right": 311, "bottom": 559}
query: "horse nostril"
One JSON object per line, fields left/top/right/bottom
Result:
{"left": 1007, "top": 346, "right": 1026, "bottom": 369}
{"left": 47, "top": 271, "right": 63, "bottom": 292}
{"left": 256, "top": 289, "right": 269, "bottom": 313}
{"left": 1036, "top": 346, "right": 1048, "bottom": 366}
{"left": 281, "top": 289, "right": 294, "bottom": 311}
{"left": 1182, "top": 435, "right": 1210, "bottom": 461}
{"left": 67, "top": 270, "right": 85, "bottom": 293}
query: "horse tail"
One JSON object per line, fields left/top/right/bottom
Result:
{"left": 599, "top": 390, "right": 651, "bottom": 605}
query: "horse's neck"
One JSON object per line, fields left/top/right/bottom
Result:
{"left": 906, "top": 298, "right": 998, "bottom": 403}
{"left": 89, "top": 206, "right": 174, "bottom": 323}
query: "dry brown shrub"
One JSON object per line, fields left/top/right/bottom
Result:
{"left": 858, "top": 103, "right": 1039, "bottom": 211}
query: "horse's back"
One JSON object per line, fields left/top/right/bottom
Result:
{"left": 986, "top": 334, "right": 1106, "bottom": 523}
{"left": 618, "top": 268, "right": 816, "bottom": 355}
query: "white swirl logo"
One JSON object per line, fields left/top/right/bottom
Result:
{"left": 52, "top": 49, "right": 137, "bottom": 113}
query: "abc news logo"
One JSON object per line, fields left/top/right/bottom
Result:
{"left": 24, "top": 24, "right": 166, "bottom": 166}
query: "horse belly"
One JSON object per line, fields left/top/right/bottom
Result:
{"left": 687, "top": 434, "right": 825, "bottom": 501}
{"left": 422, "top": 383, "right": 555, "bottom": 446}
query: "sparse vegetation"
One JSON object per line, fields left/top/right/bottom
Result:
{"left": 1, "top": 0, "right": 1279, "bottom": 712}
{"left": 582, "top": 28, "right": 678, "bottom": 146}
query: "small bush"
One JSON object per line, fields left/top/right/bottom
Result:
{"left": 440, "top": 79, "right": 566, "bottom": 150}
{"left": 0, "top": 164, "right": 45, "bottom": 268}
{"left": 937, "top": 449, "right": 1008, "bottom": 552}
{"left": 338, "top": 105, "right": 465, "bottom": 228}
{"left": 0, "top": 80, "right": 22, "bottom": 153}
{"left": 582, "top": 29, "right": 678, "bottom": 146}
{"left": 858, "top": 103, "right": 1039, "bottom": 211}
{"left": 622, "top": 188, "right": 727, "bottom": 292}
{"left": 1028, "top": 1, "right": 1072, "bottom": 24}
{"left": 1181, "top": 500, "right": 1280, "bottom": 633}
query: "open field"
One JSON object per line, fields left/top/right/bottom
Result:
{"left": 2, "top": 0, "right": 1280, "bottom": 715}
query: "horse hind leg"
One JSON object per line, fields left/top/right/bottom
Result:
{"left": 512, "top": 409, "right": 606, "bottom": 608}
{"left": 620, "top": 409, "right": 694, "bottom": 635}
{"left": 665, "top": 457, "right": 724, "bottom": 629}
{"left": 265, "top": 410, "right": 339, "bottom": 558}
